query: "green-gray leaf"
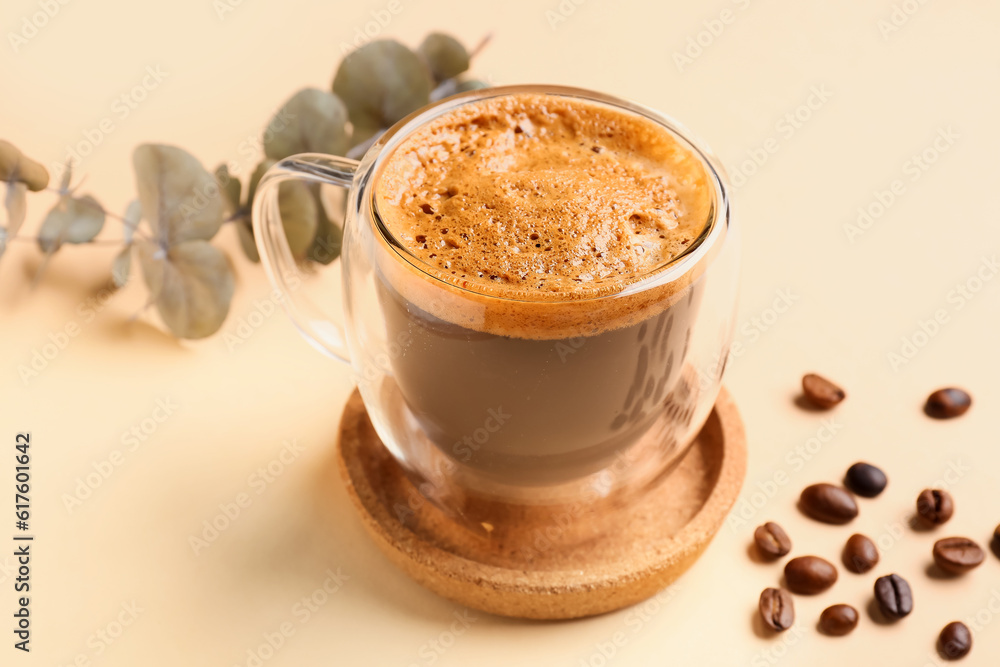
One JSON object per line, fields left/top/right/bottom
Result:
{"left": 215, "top": 164, "right": 241, "bottom": 214}
{"left": 418, "top": 33, "right": 470, "bottom": 83}
{"left": 112, "top": 245, "right": 131, "bottom": 287}
{"left": 307, "top": 188, "right": 343, "bottom": 265}
{"left": 0, "top": 140, "right": 49, "bottom": 191}
{"left": 133, "top": 144, "right": 224, "bottom": 246}
{"left": 137, "top": 239, "right": 234, "bottom": 339}
{"left": 246, "top": 160, "right": 270, "bottom": 208}
{"left": 454, "top": 78, "right": 489, "bottom": 93}
{"left": 38, "top": 194, "right": 105, "bottom": 252}
{"left": 332, "top": 40, "right": 433, "bottom": 131}
{"left": 277, "top": 179, "right": 317, "bottom": 258}
{"left": 264, "top": 88, "right": 350, "bottom": 161}
{"left": 244, "top": 160, "right": 315, "bottom": 259}
{"left": 235, "top": 218, "right": 259, "bottom": 263}
{"left": 348, "top": 118, "right": 385, "bottom": 153}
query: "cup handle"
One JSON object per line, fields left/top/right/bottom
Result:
{"left": 251, "top": 153, "right": 360, "bottom": 363}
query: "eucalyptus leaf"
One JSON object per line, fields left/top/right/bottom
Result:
{"left": 214, "top": 164, "right": 241, "bottom": 214}
{"left": 332, "top": 40, "right": 433, "bottom": 131}
{"left": 246, "top": 160, "right": 270, "bottom": 208}
{"left": 112, "top": 245, "right": 132, "bottom": 287}
{"left": 418, "top": 33, "right": 470, "bottom": 83}
{"left": 454, "top": 78, "right": 489, "bottom": 93}
{"left": 264, "top": 88, "right": 350, "bottom": 161}
{"left": 0, "top": 140, "right": 49, "bottom": 191}
{"left": 246, "top": 160, "right": 317, "bottom": 259}
{"left": 37, "top": 194, "right": 105, "bottom": 252}
{"left": 431, "top": 77, "right": 489, "bottom": 102}
{"left": 235, "top": 218, "right": 260, "bottom": 263}
{"left": 307, "top": 188, "right": 343, "bottom": 265}
{"left": 277, "top": 179, "right": 318, "bottom": 258}
{"left": 123, "top": 200, "right": 141, "bottom": 244}
{"left": 348, "top": 119, "right": 385, "bottom": 154}
{"left": 133, "top": 144, "right": 224, "bottom": 245}
{"left": 137, "top": 239, "right": 234, "bottom": 339}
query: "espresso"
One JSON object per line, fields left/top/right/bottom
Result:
{"left": 373, "top": 93, "right": 713, "bottom": 485}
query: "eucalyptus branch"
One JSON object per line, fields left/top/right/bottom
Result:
{"left": 0, "top": 31, "right": 488, "bottom": 339}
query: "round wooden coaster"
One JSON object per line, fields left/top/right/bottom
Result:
{"left": 337, "top": 387, "right": 746, "bottom": 620}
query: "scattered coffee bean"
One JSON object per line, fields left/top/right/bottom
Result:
{"left": 844, "top": 462, "right": 887, "bottom": 498}
{"left": 874, "top": 573, "right": 913, "bottom": 619}
{"left": 933, "top": 537, "right": 985, "bottom": 574}
{"left": 784, "top": 556, "right": 838, "bottom": 594}
{"left": 801, "top": 373, "right": 846, "bottom": 409}
{"left": 993, "top": 523, "right": 1000, "bottom": 560}
{"left": 758, "top": 587, "right": 795, "bottom": 631}
{"left": 799, "top": 483, "right": 858, "bottom": 524}
{"left": 925, "top": 387, "right": 972, "bottom": 419}
{"left": 938, "top": 621, "right": 972, "bottom": 660}
{"left": 818, "top": 604, "right": 858, "bottom": 636}
{"left": 916, "top": 488, "right": 954, "bottom": 526}
{"left": 842, "top": 533, "right": 879, "bottom": 574}
{"left": 754, "top": 522, "right": 792, "bottom": 559}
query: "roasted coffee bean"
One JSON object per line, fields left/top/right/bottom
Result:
{"left": 933, "top": 537, "right": 985, "bottom": 574}
{"left": 784, "top": 556, "right": 838, "bottom": 594}
{"left": 874, "top": 573, "right": 913, "bottom": 619}
{"left": 758, "top": 587, "right": 794, "bottom": 631}
{"left": 799, "top": 483, "right": 858, "bottom": 524}
{"left": 842, "top": 533, "right": 879, "bottom": 574}
{"left": 801, "top": 373, "right": 846, "bottom": 409}
{"left": 916, "top": 488, "right": 954, "bottom": 526}
{"left": 938, "top": 621, "right": 972, "bottom": 659}
{"left": 754, "top": 522, "right": 792, "bottom": 559}
{"left": 844, "top": 462, "right": 887, "bottom": 498}
{"left": 925, "top": 388, "right": 972, "bottom": 419}
{"left": 993, "top": 523, "right": 1000, "bottom": 560}
{"left": 818, "top": 604, "right": 858, "bottom": 636}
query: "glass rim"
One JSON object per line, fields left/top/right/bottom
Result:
{"left": 364, "top": 84, "right": 730, "bottom": 304}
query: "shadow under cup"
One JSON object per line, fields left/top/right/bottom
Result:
{"left": 346, "top": 88, "right": 738, "bottom": 528}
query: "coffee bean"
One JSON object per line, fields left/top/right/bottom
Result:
{"left": 925, "top": 387, "right": 971, "bottom": 419}
{"left": 938, "top": 621, "right": 972, "bottom": 659}
{"left": 916, "top": 488, "right": 954, "bottom": 526}
{"left": 818, "top": 604, "right": 858, "bottom": 636}
{"left": 933, "top": 537, "right": 985, "bottom": 574}
{"left": 801, "top": 373, "right": 846, "bottom": 409}
{"left": 799, "top": 483, "right": 858, "bottom": 524}
{"left": 784, "top": 556, "right": 838, "bottom": 594}
{"left": 993, "top": 523, "right": 1000, "bottom": 560}
{"left": 754, "top": 522, "right": 792, "bottom": 559}
{"left": 874, "top": 573, "right": 913, "bottom": 619}
{"left": 842, "top": 533, "right": 879, "bottom": 574}
{"left": 758, "top": 587, "right": 794, "bottom": 631}
{"left": 844, "top": 462, "right": 887, "bottom": 498}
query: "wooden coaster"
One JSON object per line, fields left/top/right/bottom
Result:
{"left": 337, "top": 387, "right": 746, "bottom": 620}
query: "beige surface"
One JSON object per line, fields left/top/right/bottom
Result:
{"left": 2, "top": 0, "right": 999, "bottom": 665}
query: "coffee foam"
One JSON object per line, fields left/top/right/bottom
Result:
{"left": 373, "top": 93, "right": 714, "bottom": 339}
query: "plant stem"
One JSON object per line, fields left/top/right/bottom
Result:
{"left": 7, "top": 236, "right": 130, "bottom": 247}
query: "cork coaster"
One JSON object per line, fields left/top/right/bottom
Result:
{"left": 337, "top": 387, "right": 746, "bottom": 620}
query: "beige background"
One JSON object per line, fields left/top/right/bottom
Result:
{"left": 3, "top": 0, "right": 1000, "bottom": 664}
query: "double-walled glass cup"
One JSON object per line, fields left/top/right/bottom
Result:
{"left": 253, "top": 85, "right": 739, "bottom": 542}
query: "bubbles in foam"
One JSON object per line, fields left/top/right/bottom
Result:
{"left": 375, "top": 93, "right": 711, "bottom": 298}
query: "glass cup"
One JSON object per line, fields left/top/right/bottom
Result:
{"left": 253, "top": 85, "right": 739, "bottom": 545}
